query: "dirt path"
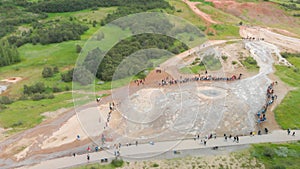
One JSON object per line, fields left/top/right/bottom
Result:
{"left": 183, "top": 0, "right": 218, "bottom": 24}
{"left": 240, "top": 26, "right": 300, "bottom": 53}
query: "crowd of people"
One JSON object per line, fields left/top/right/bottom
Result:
{"left": 158, "top": 73, "right": 243, "bottom": 86}
{"left": 257, "top": 82, "right": 278, "bottom": 123}
{"left": 242, "top": 36, "right": 265, "bottom": 41}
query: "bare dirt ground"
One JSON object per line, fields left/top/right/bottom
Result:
{"left": 183, "top": 0, "right": 218, "bottom": 24}
{"left": 208, "top": 0, "right": 300, "bottom": 31}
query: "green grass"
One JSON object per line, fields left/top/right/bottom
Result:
{"left": 180, "top": 65, "right": 206, "bottom": 74}
{"left": 251, "top": 141, "right": 300, "bottom": 169}
{"left": 72, "top": 163, "right": 117, "bottom": 169}
{"left": 196, "top": 3, "right": 241, "bottom": 24}
{"left": 190, "top": 0, "right": 214, "bottom": 6}
{"left": 73, "top": 159, "right": 124, "bottom": 169}
{"left": 168, "top": 0, "right": 206, "bottom": 28}
{"left": 210, "top": 24, "right": 240, "bottom": 39}
{"left": 274, "top": 56, "right": 300, "bottom": 129}
{"left": 0, "top": 93, "right": 73, "bottom": 131}
{"left": 240, "top": 56, "right": 259, "bottom": 72}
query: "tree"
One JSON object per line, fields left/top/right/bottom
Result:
{"left": 0, "top": 39, "right": 20, "bottom": 67}
{"left": 61, "top": 69, "right": 74, "bottom": 82}
{"left": 76, "top": 44, "right": 82, "bottom": 53}
{"left": 53, "top": 66, "right": 59, "bottom": 74}
{"left": 42, "top": 66, "right": 54, "bottom": 78}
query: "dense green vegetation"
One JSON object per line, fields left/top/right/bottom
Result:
{"left": 0, "top": 39, "right": 20, "bottom": 67}
{"left": 251, "top": 141, "right": 300, "bottom": 169}
{"left": 274, "top": 53, "right": 300, "bottom": 129}
{"left": 0, "top": 1, "right": 47, "bottom": 38}
{"left": 8, "top": 20, "right": 89, "bottom": 47}
{"left": 96, "top": 34, "right": 188, "bottom": 81}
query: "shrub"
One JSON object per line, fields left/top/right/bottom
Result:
{"left": 42, "top": 67, "right": 54, "bottom": 78}
{"left": 232, "top": 61, "right": 237, "bottom": 65}
{"left": 152, "top": 163, "right": 159, "bottom": 167}
{"left": 31, "top": 93, "right": 46, "bottom": 101}
{"left": 111, "top": 159, "right": 124, "bottom": 167}
{"left": 0, "top": 96, "right": 13, "bottom": 104}
{"left": 52, "top": 86, "right": 62, "bottom": 93}
{"left": 221, "top": 55, "right": 228, "bottom": 61}
{"left": 76, "top": 44, "right": 82, "bottom": 53}
{"left": 53, "top": 66, "right": 59, "bottom": 74}
{"left": 263, "top": 147, "right": 275, "bottom": 158}
{"left": 11, "top": 121, "right": 23, "bottom": 127}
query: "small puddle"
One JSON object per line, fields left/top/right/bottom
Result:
{"left": 197, "top": 87, "right": 227, "bottom": 99}
{"left": 0, "top": 85, "right": 7, "bottom": 94}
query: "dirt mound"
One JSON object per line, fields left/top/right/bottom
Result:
{"left": 210, "top": 0, "right": 299, "bottom": 30}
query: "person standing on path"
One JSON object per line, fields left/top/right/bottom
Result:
{"left": 87, "top": 154, "right": 90, "bottom": 162}
{"left": 292, "top": 132, "right": 296, "bottom": 136}
{"left": 288, "top": 128, "right": 291, "bottom": 135}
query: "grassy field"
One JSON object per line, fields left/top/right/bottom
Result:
{"left": 274, "top": 56, "right": 300, "bottom": 129}
{"left": 169, "top": 0, "right": 207, "bottom": 28}
{"left": 0, "top": 92, "right": 73, "bottom": 131}
{"left": 0, "top": 7, "right": 118, "bottom": 132}
{"left": 251, "top": 141, "right": 300, "bottom": 169}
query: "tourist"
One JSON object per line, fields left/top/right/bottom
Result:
{"left": 87, "top": 154, "right": 90, "bottom": 162}
{"left": 288, "top": 128, "right": 291, "bottom": 135}
{"left": 265, "top": 128, "right": 268, "bottom": 134}
{"left": 292, "top": 132, "right": 296, "bottom": 136}
{"left": 236, "top": 136, "right": 239, "bottom": 143}
{"left": 204, "top": 140, "right": 207, "bottom": 146}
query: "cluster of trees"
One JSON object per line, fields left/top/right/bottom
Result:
{"left": 0, "top": 1, "right": 47, "bottom": 38}
{"left": 61, "top": 67, "right": 94, "bottom": 85}
{"left": 28, "top": 0, "right": 120, "bottom": 13}
{"left": 8, "top": 20, "right": 89, "bottom": 47}
{"left": 42, "top": 66, "right": 59, "bottom": 78}
{"left": 281, "top": 3, "right": 300, "bottom": 10}
{"left": 101, "top": 0, "right": 173, "bottom": 25}
{"left": 89, "top": 33, "right": 188, "bottom": 81}
{"left": 23, "top": 82, "right": 54, "bottom": 101}
{"left": 0, "top": 39, "right": 20, "bottom": 67}
{"left": 27, "top": 0, "right": 171, "bottom": 13}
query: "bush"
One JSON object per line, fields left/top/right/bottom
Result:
{"left": 221, "top": 55, "right": 228, "bottom": 61}
{"left": 52, "top": 86, "right": 62, "bottom": 93}
{"left": 53, "top": 66, "right": 59, "bottom": 74}
{"left": 11, "top": 121, "right": 23, "bottom": 127}
{"left": 0, "top": 96, "right": 13, "bottom": 104}
{"left": 152, "top": 163, "right": 159, "bottom": 167}
{"left": 76, "top": 44, "right": 82, "bottom": 53}
{"left": 111, "top": 159, "right": 124, "bottom": 167}
{"left": 263, "top": 147, "right": 275, "bottom": 158}
{"left": 31, "top": 93, "right": 46, "bottom": 101}
{"left": 61, "top": 69, "right": 74, "bottom": 82}
{"left": 232, "top": 61, "right": 237, "bottom": 65}
{"left": 42, "top": 66, "right": 54, "bottom": 78}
